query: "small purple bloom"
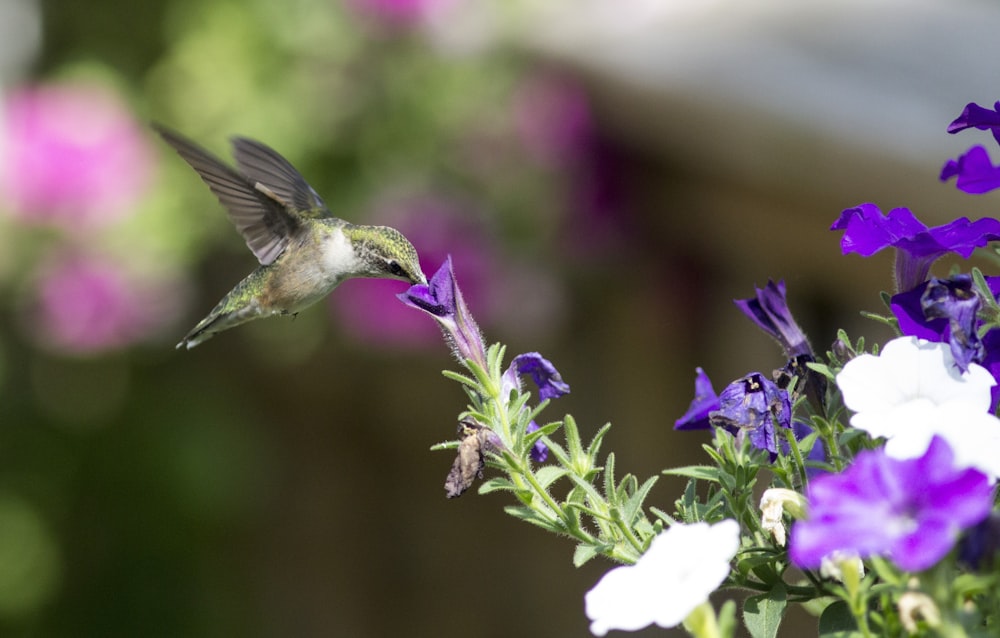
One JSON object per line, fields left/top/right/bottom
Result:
{"left": 831, "top": 204, "right": 1000, "bottom": 291}
{"left": 789, "top": 436, "right": 993, "bottom": 572}
{"left": 946, "top": 101, "right": 1000, "bottom": 143}
{"left": 525, "top": 421, "right": 548, "bottom": 463}
{"left": 919, "top": 275, "right": 983, "bottom": 371}
{"left": 511, "top": 352, "right": 570, "bottom": 401}
{"left": 940, "top": 145, "right": 1000, "bottom": 194}
{"left": 674, "top": 367, "right": 719, "bottom": 431}
{"left": 734, "top": 280, "right": 811, "bottom": 358}
{"left": 398, "top": 255, "right": 487, "bottom": 370}
{"left": 504, "top": 352, "right": 570, "bottom": 463}
{"left": 709, "top": 373, "right": 792, "bottom": 457}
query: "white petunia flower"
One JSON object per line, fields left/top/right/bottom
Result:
{"left": 836, "top": 336, "right": 1000, "bottom": 478}
{"left": 584, "top": 519, "right": 739, "bottom": 636}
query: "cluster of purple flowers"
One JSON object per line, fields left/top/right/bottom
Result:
{"left": 672, "top": 100, "right": 1000, "bottom": 576}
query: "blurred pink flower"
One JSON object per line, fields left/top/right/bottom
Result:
{"left": 0, "top": 81, "right": 154, "bottom": 229}
{"left": 31, "top": 252, "right": 176, "bottom": 355}
{"left": 346, "top": 0, "right": 454, "bottom": 27}
{"left": 330, "top": 196, "right": 498, "bottom": 349}
{"left": 513, "top": 73, "right": 594, "bottom": 168}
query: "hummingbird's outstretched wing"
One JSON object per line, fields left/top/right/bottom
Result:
{"left": 154, "top": 124, "right": 299, "bottom": 266}
{"left": 230, "top": 137, "right": 331, "bottom": 220}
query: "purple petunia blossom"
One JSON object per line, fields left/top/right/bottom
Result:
{"left": 789, "top": 436, "right": 993, "bottom": 572}
{"left": 831, "top": 203, "right": 1000, "bottom": 292}
{"left": 674, "top": 367, "right": 719, "bottom": 431}
{"left": 940, "top": 145, "right": 1000, "bottom": 195}
{"left": 709, "top": 373, "right": 792, "bottom": 457}
{"left": 946, "top": 101, "right": 1000, "bottom": 143}
{"left": 398, "top": 255, "right": 487, "bottom": 370}
{"left": 734, "top": 280, "right": 812, "bottom": 358}
{"left": 892, "top": 276, "right": 1000, "bottom": 388}
{"left": 503, "top": 352, "right": 570, "bottom": 463}
{"left": 511, "top": 352, "right": 570, "bottom": 401}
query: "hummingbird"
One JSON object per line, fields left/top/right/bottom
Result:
{"left": 154, "top": 125, "right": 426, "bottom": 349}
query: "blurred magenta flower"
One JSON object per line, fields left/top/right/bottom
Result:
{"left": 0, "top": 81, "right": 154, "bottom": 229}
{"left": 346, "top": 0, "right": 454, "bottom": 28}
{"left": 513, "top": 73, "right": 593, "bottom": 168}
{"left": 31, "top": 252, "right": 176, "bottom": 354}
{"left": 789, "top": 436, "right": 993, "bottom": 572}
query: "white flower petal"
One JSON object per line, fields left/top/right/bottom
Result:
{"left": 584, "top": 520, "right": 739, "bottom": 636}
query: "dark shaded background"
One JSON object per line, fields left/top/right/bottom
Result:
{"left": 1, "top": 0, "right": 1000, "bottom": 636}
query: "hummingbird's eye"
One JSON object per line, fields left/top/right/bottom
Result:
{"left": 387, "top": 260, "right": 405, "bottom": 277}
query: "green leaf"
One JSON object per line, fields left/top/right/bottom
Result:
{"left": 503, "top": 505, "right": 563, "bottom": 533}
{"left": 818, "top": 600, "right": 861, "bottom": 637}
{"left": 477, "top": 477, "right": 521, "bottom": 495}
{"left": 441, "top": 369, "right": 481, "bottom": 391}
{"left": 572, "top": 542, "right": 613, "bottom": 567}
{"left": 585, "top": 422, "right": 613, "bottom": 461}
{"left": 621, "top": 475, "right": 658, "bottom": 525}
{"left": 534, "top": 465, "right": 568, "bottom": 490}
{"left": 563, "top": 413, "right": 584, "bottom": 459}
{"left": 744, "top": 582, "right": 786, "bottom": 638}
{"left": 603, "top": 452, "right": 617, "bottom": 501}
{"left": 663, "top": 465, "right": 722, "bottom": 482}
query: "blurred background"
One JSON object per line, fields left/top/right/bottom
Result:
{"left": 1, "top": 0, "right": 1000, "bottom": 635}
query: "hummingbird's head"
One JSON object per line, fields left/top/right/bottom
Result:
{"left": 354, "top": 225, "right": 426, "bottom": 285}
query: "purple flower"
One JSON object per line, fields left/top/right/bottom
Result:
{"left": 674, "top": 368, "right": 719, "bottom": 431}
{"left": 789, "top": 436, "right": 993, "bottom": 572}
{"left": 946, "top": 101, "right": 1000, "bottom": 143}
{"left": 892, "top": 275, "right": 1000, "bottom": 377}
{"left": 940, "top": 145, "right": 1000, "bottom": 195}
{"left": 0, "top": 82, "right": 154, "bottom": 229}
{"left": 892, "top": 276, "right": 983, "bottom": 372}
{"left": 831, "top": 203, "right": 1000, "bottom": 291}
{"left": 919, "top": 275, "right": 983, "bottom": 371}
{"left": 525, "top": 421, "right": 548, "bottom": 463}
{"left": 735, "top": 280, "right": 811, "bottom": 358}
{"left": 709, "top": 373, "right": 792, "bottom": 457}
{"left": 942, "top": 101, "right": 1000, "bottom": 194}
{"left": 503, "top": 352, "right": 570, "bottom": 463}
{"left": 510, "top": 352, "right": 570, "bottom": 401}
{"left": 398, "top": 255, "right": 487, "bottom": 370}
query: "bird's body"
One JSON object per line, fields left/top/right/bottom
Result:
{"left": 155, "top": 126, "right": 426, "bottom": 349}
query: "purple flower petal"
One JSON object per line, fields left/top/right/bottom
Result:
{"left": 831, "top": 204, "right": 1000, "bottom": 291}
{"left": 947, "top": 101, "right": 1000, "bottom": 145}
{"left": 709, "top": 373, "right": 791, "bottom": 457}
{"left": 920, "top": 275, "right": 983, "bottom": 371}
{"left": 891, "top": 282, "right": 948, "bottom": 342}
{"left": 789, "top": 437, "right": 993, "bottom": 572}
{"left": 940, "top": 145, "right": 1000, "bottom": 194}
{"left": 734, "top": 280, "right": 811, "bottom": 358}
{"left": 398, "top": 256, "right": 486, "bottom": 369}
{"left": 674, "top": 368, "right": 719, "bottom": 431}
{"left": 526, "top": 421, "right": 548, "bottom": 463}
{"left": 511, "top": 352, "right": 570, "bottom": 401}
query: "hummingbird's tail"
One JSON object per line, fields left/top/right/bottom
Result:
{"left": 176, "top": 271, "right": 269, "bottom": 349}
